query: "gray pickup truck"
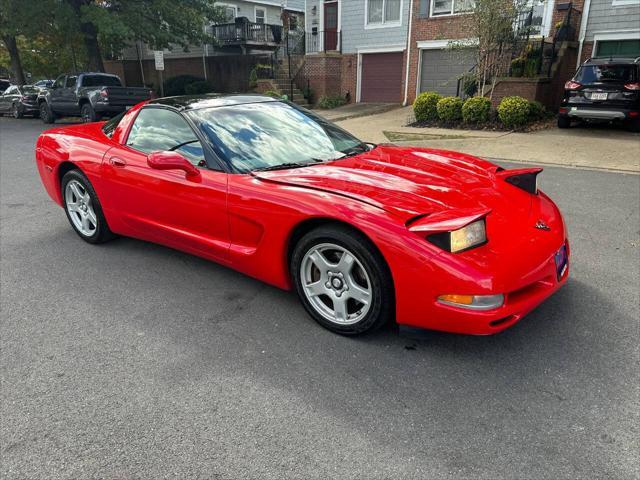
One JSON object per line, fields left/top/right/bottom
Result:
{"left": 38, "top": 72, "right": 152, "bottom": 124}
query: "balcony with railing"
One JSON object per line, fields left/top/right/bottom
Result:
{"left": 213, "top": 21, "right": 283, "bottom": 47}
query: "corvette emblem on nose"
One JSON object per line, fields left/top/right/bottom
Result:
{"left": 535, "top": 220, "right": 550, "bottom": 231}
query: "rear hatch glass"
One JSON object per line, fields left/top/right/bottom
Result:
{"left": 574, "top": 64, "right": 636, "bottom": 84}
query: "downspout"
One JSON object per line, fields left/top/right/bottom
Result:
{"left": 576, "top": 0, "right": 592, "bottom": 69}
{"left": 402, "top": 0, "right": 415, "bottom": 106}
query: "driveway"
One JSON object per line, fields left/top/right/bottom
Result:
{"left": 1, "top": 117, "right": 639, "bottom": 479}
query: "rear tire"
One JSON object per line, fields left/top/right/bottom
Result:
{"left": 12, "top": 103, "right": 23, "bottom": 119}
{"left": 61, "top": 170, "right": 116, "bottom": 244}
{"left": 557, "top": 115, "right": 571, "bottom": 129}
{"left": 626, "top": 119, "right": 640, "bottom": 133}
{"left": 40, "top": 102, "right": 56, "bottom": 124}
{"left": 291, "top": 224, "right": 394, "bottom": 335}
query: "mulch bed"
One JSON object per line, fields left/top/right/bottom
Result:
{"left": 408, "top": 117, "right": 556, "bottom": 133}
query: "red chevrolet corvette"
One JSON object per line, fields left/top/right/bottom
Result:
{"left": 36, "top": 95, "right": 569, "bottom": 335}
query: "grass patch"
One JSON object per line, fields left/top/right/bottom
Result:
{"left": 384, "top": 131, "right": 467, "bottom": 142}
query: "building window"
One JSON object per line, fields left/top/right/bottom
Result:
{"left": 431, "top": 0, "right": 473, "bottom": 16}
{"left": 255, "top": 7, "right": 265, "bottom": 24}
{"left": 367, "top": 0, "right": 402, "bottom": 25}
{"left": 220, "top": 5, "right": 237, "bottom": 22}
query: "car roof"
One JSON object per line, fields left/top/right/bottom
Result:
{"left": 582, "top": 57, "right": 640, "bottom": 66}
{"left": 148, "top": 93, "right": 279, "bottom": 111}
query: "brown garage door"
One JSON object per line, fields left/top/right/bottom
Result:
{"left": 360, "top": 52, "right": 403, "bottom": 103}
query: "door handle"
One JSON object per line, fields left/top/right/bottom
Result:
{"left": 109, "top": 157, "right": 127, "bottom": 167}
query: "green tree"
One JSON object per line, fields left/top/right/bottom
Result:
{"left": 61, "top": 0, "right": 224, "bottom": 72}
{"left": 0, "top": 0, "right": 55, "bottom": 84}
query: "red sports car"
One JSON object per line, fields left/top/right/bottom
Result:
{"left": 36, "top": 95, "right": 569, "bottom": 335}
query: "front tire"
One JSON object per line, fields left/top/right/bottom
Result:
{"left": 61, "top": 170, "right": 115, "bottom": 244}
{"left": 40, "top": 102, "right": 56, "bottom": 124}
{"left": 291, "top": 225, "right": 394, "bottom": 335}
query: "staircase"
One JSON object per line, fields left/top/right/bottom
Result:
{"left": 268, "top": 31, "right": 311, "bottom": 108}
{"left": 271, "top": 57, "right": 310, "bottom": 107}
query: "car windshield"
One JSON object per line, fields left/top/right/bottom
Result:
{"left": 187, "top": 101, "right": 367, "bottom": 172}
{"left": 82, "top": 75, "right": 122, "bottom": 87}
{"left": 22, "top": 86, "right": 38, "bottom": 94}
{"left": 575, "top": 64, "right": 636, "bottom": 83}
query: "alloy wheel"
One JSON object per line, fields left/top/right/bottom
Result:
{"left": 300, "top": 243, "right": 373, "bottom": 325}
{"left": 65, "top": 179, "right": 97, "bottom": 237}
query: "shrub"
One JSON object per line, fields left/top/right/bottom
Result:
{"left": 249, "top": 68, "right": 258, "bottom": 89}
{"left": 497, "top": 96, "right": 531, "bottom": 128}
{"left": 263, "top": 90, "right": 281, "bottom": 98}
{"left": 528, "top": 100, "right": 546, "bottom": 121}
{"left": 462, "top": 96, "right": 492, "bottom": 124}
{"left": 184, "top": 80, "right": 214, "bottom": 95}
{"left": 413, "top": 91, "right": 441, "bottom": 122}
{"left": 317, "top": 95, "right": 347, "bottom": 109}
{"left": 436, "top": 96, "right": 464, "bottom": 122}
{"left": 163, "top": 75, "right": 203, "bottom": 96}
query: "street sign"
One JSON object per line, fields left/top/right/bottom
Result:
{"left": 154, "top": 50, "right": 164, "bottom": 71}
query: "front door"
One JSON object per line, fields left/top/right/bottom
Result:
{"left": 324, "top": 2, "right": 338, "bottom": 51}
{"left": 103, "top": 106, "right": 229, "bottom": 262}
{"left": 49, "top": 75, "right": 66, "bottom": 112}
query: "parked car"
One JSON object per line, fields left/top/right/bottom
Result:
{"left": 35, "top": 94, "right": 569, "bottom": 336}
{"left": 0, "top": 84, "right": 40, "bottom": 118}
{"left": 559, "top": 57, "right": 640, "bottom": 131}
{"left": 0, "top": 78, "right": 11, "bottom": 94}
{"left": 38, "top": 72, "right": 153, "bottom": 124}
{"left": 33, "top": 79, "right": 54, "bottom": 89}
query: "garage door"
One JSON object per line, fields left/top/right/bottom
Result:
{"left": 596, "top": 39, "right": 640, "bottom": 58}
{"left": 360, "top": 52, "right": 404, "bottom": 103}
{"left": 419, "top": 48, "right": 477, "bottom": 97}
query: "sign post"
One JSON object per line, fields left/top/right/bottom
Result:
{"left": 154, "top": 50, "right": 165, "bottom": 97}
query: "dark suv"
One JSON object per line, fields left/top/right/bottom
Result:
{"left": 558, "top": 57, "right": 640, "bottom": 131}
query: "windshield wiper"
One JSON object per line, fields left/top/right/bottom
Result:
{"left": 339, "top": 143, "right": 370, "bottom": 158}
{"left": 252, "top": 162, "right": 312, "bottom": 172}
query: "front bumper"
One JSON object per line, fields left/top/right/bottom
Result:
{"left": 427, "top": 244, "right": 569, "bottom": 335}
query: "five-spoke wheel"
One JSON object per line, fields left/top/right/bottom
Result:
{"left": 292, "top": 225, "right": 393, "bottom": 335}
{"left": 61, "top": 170, "right": 115, "bottom": 244}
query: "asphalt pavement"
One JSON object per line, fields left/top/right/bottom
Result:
{"left": 1, "top": 117, "right": 639, "bottom": 479}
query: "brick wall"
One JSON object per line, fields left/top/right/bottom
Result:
{"left": 304, "top": 53, "right": 344, "bottom": 100}
{"left": 340, "top": 54, "right": 357, "bottom": 103}
{"left": 580, "top": 41, "right": 594, "bottom": 64}
{"left": 488, "top": 78, "right": 551, "bottom": 109}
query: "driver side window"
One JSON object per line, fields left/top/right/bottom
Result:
{"left": 126, "top": 107, "right": 206, "bottom": 167}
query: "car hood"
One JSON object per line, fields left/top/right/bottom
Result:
{"left": 254, "top": 145, "right": 533, "bottom": 224}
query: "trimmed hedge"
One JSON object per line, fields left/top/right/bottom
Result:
{"left": 163, "top": 75, "right": 204, "bottom": 96}
{"left": 497, "top": 96, "right": 530, "bottom": 128}
{"left": 436, "top": 96, "right": 464, "bottom": 122}
{"left": 263, "top": 90, "right": 281, "bottom": 98}
{"left": 413, "top": 91, "right": 441, "bottom": 122}
{"left": 462, "top": 96, "right": 491, "bottom": 124}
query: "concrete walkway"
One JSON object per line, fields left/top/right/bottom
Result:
{"left": 328, "top": 106, "right": 640, "bottom": 173}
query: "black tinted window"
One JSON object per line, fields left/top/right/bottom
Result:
{"left": 575, "top": 65, "right": 636, "bottom": 83}
{"left": 127, "top": 108, "right": 205, "bottom": 167}
{"left": 82, "top": 75, "right": 122, "bottom": 87}
{"left": 102, "top": 111, "right": 125, "bottom": 138}
{"left": 66, "top": 76, "right": 77, "bottom": 88}
{"left": 0, "top": 80, "right": 10, "bottom": 90}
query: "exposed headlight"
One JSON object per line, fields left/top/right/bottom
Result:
{"left": 437, "top": 294, "right": 504, "bottom": 311}
{"left": 428, "top": 219, "right": 487, "bottom": 253}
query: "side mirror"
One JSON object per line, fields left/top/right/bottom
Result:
{"left": 147, "top": 151, "right": 201, "bottom": 180}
